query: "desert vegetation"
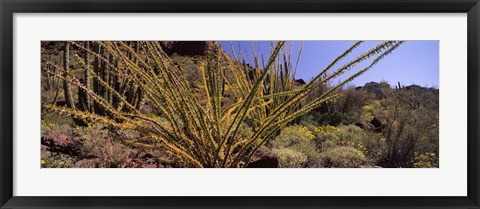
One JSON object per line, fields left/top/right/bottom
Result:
{"left": 40, "top": 41, "right": 438, "bottom": 168}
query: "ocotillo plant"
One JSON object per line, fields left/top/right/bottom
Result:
{"left": 43, "top": 40, "right": 403, "bottom": 167}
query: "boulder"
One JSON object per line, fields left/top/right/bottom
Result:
{"left": 370, "top": 117, "right": 382, "bottom": 129}
{"left": 354, "top": 121, "right": 375, "bottom": 131}
{"left": 370, "top": 117, "right": 386, "bottom": 132}
{"left": 75, "top": 158, "right": 100, "bottom": 168}
{"left": 294, "top": 79, "right": 306, "bottom": 85}
{"left": 355, "top": 117, "right": 385, "bottom": 133}
{"left": 160, "top": 41, "right": 216, "bottom": 56}
{"left": 360, "top": 82, "right": 386, "bottom": 98}
{"left": 41, "top": 132, "right": 83, "bottom": 156}
{"left": 363, "top": 81, "right": 380, "bottom": 90}
{"left": 246, "top": 156, "right": 279, "bottom": 168}
{"left": 405, "top": 84, "right": 422, "bottom": 90}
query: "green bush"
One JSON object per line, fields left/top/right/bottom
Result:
{"left": 319, "top": 146, "right": 366, "bottom": 168}
{"left": 338, "top": 125, "right": 381, "bottom": 165}
{"left": 316, "top": 111, "right": 354, "bottom": 126}
{"left": 271, "top": 148, "right": 308, "bottom": 168}
{"left": 369, "top": 87, "right": 439, "bottom": 168}
{"left": 413, "top": 152, "right": 438, "bottom": 168}
{"left": 272, "top": 125, "right": 315, "bottom": 147}
{"left": 335, "top": 125, "right": 371, "bottom": 143}
{"left": 41, "top": 112, "right": 76, "bottom": 134}
{"left": 313, "top": 125, "right": 375, "bottom": 167}
{"left": 313, "top": 125, "right": 380, "bottom": 163}
{"left": 298, "top": 116, "right": 319, "bottom": 133}
{"left": 41, "top": 152, "right": 75, "bottom": 168}
{"left": 80, "top": 125, "right": 131, "bottom": 168}
{"left": 82, "top": 138, "right": 130, "bottom": 168}
{"left": 269, "top": 126, "right": 319, "bottom": 164}
{"left": 333, "top": 87, "right": 377, "bottom": 115}
{"left": 313, "top": 125, "right": 340, "bottom": 148}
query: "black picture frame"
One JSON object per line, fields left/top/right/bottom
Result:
{"left": 1, "top": 0, "right": 479, "bottom": 208}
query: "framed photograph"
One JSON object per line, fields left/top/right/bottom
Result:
{"left": 1, "top": 0, "right": 479, "bottom": 208}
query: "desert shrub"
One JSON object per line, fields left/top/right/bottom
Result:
{"left": 184, "top": 63, "right": 203, "bottom": 86}
{"left": 41, "top": 121, "right": 131, "bottom": 168}
{"left": 226, "top": 122, "right": 254, "bottom": 142}
{"left": 41, "top": 112, "right": 76, "bottom": 134}
{"left": 272, "top": 125, "right": 315, "bottom": 147}
{"left": 315, "top": 125, "right": 371, "bottom": 150}
{"left": 360, "top": 104, "right": 374, "bottom": 121}
{"left": 318, "top": 139, "right": 339, "bottom": 151}
{"left": 339, "top": 125, "right": 383, "bottom": 165}
{"left": 298, "top": 115, "right": 319, "bottom": 133}
{"left": 334, "top": 87, "right": 376, "bottom": 114}
{"left": 82, "top": 137, "right": 130, "bottom": 168}
{"left": 415, "top": 127, "right": 439, "bottom": 155}
{"left": 41, "top": 152, "right": 75, "bottom": 168}
{"left": 307, "top": 86, "right": 376, "bottom": 126}
{"left": 72, "top": 123, "right": 109, "bottom": 136}
{"left": 315, "top": 111, "right": 354, "bottom": 126}
{"left": 335, "top": 125, "right": 363, "bottom": 138}
{"left": 314, "top": 125, "right": 381, "bottom": 165}
{"left": 41, "top": 121, "right": 74, "bottom": 136}
{"left": 271, "top": 148, "right": 308, "bottom": 168}
{"left": 170, "top": 54, "right": 190, "bottom": 63}
{"left": 271, "top": 125, "right": 317, "bottom": 158}
{"left": 369, "top": 87, "right": 439, "bottom": 168}
{"left": 314, "top": 125, "right": 340, "bottom": 145}
{"left": 80, "top": 125, "right": 131, "bottom": 168}
{"left": 412, "top": 152, "right": 438, "bottom": 168}
{"left": 269, "top": 126, "right": 319, "bottom": 164}
{"left": 336, "top": 126, "right": 374, "bottom": 146}
{"left": 319, "top": 146, "right": 366, "bottom": 168}
{"left": 50, "top": 123, "right": 132, "bottom": 168}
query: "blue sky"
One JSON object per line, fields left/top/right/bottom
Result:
{"left": 218, "top": 41, "right": 439, "bottom": 88}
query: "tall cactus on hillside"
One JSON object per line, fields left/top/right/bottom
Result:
{"left": 78, "top": 41, "right": 92, "bottom": 112}
{"left": 63, "top": 41, "right": 76, "bottom": 109}
{"left": 83, "top": 41, "right": 92, "bottom": 111}
{"left": 92, "top": 43, "right": 103, "bottom": 115}
{"left": 71, "top": 41, "right": 143, "bottom": 117}
{"left": 42, "top": 56, "right": 61, "bottom": 105}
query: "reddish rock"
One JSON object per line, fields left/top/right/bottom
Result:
{"left": 41, "top": 132, "right": 83, "bottom": 156}
{"left": 75, "top": 158, "right": 100, "bottom": 168}
{"left": 122, "top": 150, "right": 160, "bottom": 168}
